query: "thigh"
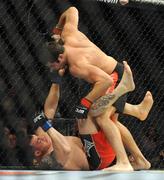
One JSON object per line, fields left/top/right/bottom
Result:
{"left": 77, "top": 115, "right": 99, "bottom": 134}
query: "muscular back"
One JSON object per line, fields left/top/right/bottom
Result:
{"left": 59, "top": 7, "right": 118, "bottom": 100}
{"left": 62, "top": 28, "right": 117, "bottom": 76}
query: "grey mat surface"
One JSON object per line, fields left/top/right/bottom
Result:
{"left": 0, "top": 170, "right": 163, "bottom": 180}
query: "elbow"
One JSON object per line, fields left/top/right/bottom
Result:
{"left": 68, "top": 7, "right": 78, "bottom": 14}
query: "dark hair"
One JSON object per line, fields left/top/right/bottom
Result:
{"left": 46, "top": 40, "right": 65, "bottom": 63}
{"left": 36, "top": 151, "right": 63, "bottom": 170}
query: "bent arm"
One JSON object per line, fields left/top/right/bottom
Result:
{"left": 57, "top": 7, "right": 79, "bottom": 32}
{"left": 43, "top": 84, "right": 71, "bottom": 166}
{"left": 35, "top": 83, "right": 71, "bottom": 166}
{"left": 45, "top": 84, "right": 71, "bottom": 165}
{"left": 70, "top": 64, "right": 113, "bottom": 102}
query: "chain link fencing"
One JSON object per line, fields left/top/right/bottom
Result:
{"left": 0, "top": 0, "right": 163, "bottom": 169}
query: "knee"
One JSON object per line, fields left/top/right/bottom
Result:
{"left": 95, "top": 112, "right": 110, "bottom": 127}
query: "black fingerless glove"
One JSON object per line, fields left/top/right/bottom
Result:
{"left": 74, "top": 98, "right": 92, "bottom": 119}
{"left": 49, "top": 70, "right": 62, "bottom": 84}
{"left": 33, "top": 111, "right": 52, "bottom": 131}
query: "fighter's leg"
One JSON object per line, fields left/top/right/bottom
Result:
{"left": 123, "top": 91, "right": 154, "bottom": 121}
{"left": 112, "top": 91, "right": 153, "bottom": 121}
{"left": 95, "top": 108, "right": 133, "bottom": 171}
{"left": 111, "top": 113, "right": 151, "bottom": 170}
{"left": 90, "top": 61, "right": 135, "bottom": 117}
{"left": 77, "top": 115, "right": 100, "bottom": 135}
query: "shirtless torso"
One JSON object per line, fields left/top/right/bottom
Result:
{"left": 63, "top": 30, "right": 118, "bottom": 82}
{"left": 50, "top": 7, "right": 118, "bottom": 102}
{"left": 63, "top": 136, "right": 89, "bottom": 170}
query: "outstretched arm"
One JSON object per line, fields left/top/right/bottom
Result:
{"left": 33, "top": 82, "right": 71, "bottom": 166}
{"left": 35, "top": 83, "right": 60, "bottom": 136}
{"left": 44, "top": 83, "right": 60, "bottom": 119}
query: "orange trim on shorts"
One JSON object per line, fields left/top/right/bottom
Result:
{"left": 105, "top": 71, "right": 118, "bottom": 94}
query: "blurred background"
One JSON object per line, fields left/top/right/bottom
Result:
{"left": 0, "top": 0, "right": 163, "bottom": 169}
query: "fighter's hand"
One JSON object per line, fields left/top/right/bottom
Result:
{"left": 33, "top": 111, "right": 52, "bottom": 131}
{"left": 49, "top": 69, "right": 63, "bottom": 84}
{"left": 75, "top": 104, "right": 89, "bottom": 119}
{"left": 74, "top": 98, "right": 92, "bottom": 119}
{"left": 58, "top": 68, "right": 65, "bottom": 76}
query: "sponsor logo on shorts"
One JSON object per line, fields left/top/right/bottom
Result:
{"left": 84, "top": 139, "right": 94, "bottom": 157}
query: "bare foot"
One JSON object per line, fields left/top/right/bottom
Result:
{"left": 90, "top": 61, "right": 135, "bottom": 117}
{"left": 129, "top": 156, "right": 151, "bottom": 170}
{"left": 103, "top": 163, "right": 133, "bottom": 171}
{"left": 117, "top": 61, "right": 135, "bottom": 94}
{"left": 136, "top": 91, "right": 154, "bottom": 121}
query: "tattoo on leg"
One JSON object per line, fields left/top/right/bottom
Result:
{"left": 91, "top": 94, "right": 115, "bottom": 112}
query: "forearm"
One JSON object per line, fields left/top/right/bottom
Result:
{"left": 57, "top": 12, "right": 66, "bottom": 29}
{"left": 85, "top": 81, "right": 111, "bottom": 102}
{"left": 57, "top": 7, "right": 78, "bottom": 29}
{"left": 44, "top": 84, "right": 60, "bottom": 119}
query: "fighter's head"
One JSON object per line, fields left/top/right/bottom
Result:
{"left": 46, "top": 39, "right": 65, "bottom": 62}
{"left": 46, "top": 39, "right": 66, "bottom": 70}
{"left": 30, "top": 135, "right": 63, "bottom": 169}
{"left": 30, "top": 134, "right": 52, "bottom": 160}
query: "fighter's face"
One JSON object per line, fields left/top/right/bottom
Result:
{"left": 49, "top": 54, "right": 66, "bottom": 71}
{"left": 49, "top": 61, "right": 62, "bottom": 71}
{"left": 30, "top": 135, "right": 52, "bottom": 157}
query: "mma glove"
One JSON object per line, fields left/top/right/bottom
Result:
{"left": 33, "top": 111, "right": 52, "bottom": 132}
{"left": 49, "top": 70, "right": 62, "bottom": 85}
{"left": 75, "top": 98, "right": 92, "bottom": 119}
